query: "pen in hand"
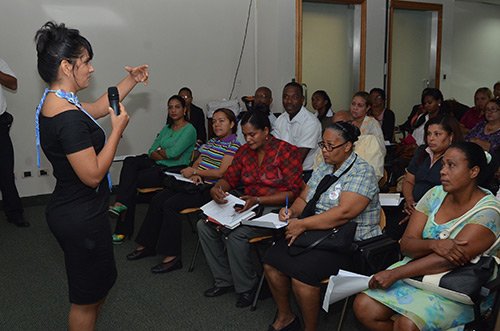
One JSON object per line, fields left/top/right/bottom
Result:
{"left": 285, "top": 194, "right": 288, "bottom": 217}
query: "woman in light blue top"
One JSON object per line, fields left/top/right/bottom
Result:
{"left": 354, "top": 142, "right": 499, "bottom": 331}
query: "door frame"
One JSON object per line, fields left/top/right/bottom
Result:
{"left": 387, "top": 0, "right": 442, "bottom": 107}
{"left": 295, "top": 0, "right": 366, "bottom": 90}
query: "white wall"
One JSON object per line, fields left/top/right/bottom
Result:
{"left": 0, "top": 0, "right": 294, "bottom": 197}
{"left": 1, "top": 0, "right": 498, "bottom": 198}
{"left": 450, "top": 0, "right": 500, "bottom": 105}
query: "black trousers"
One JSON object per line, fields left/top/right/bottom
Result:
{"left": 0, "top": 118, "right": 23, "bottom": 221}
{"left": 113, "top": 155, "right": 165, "bottom": 236}
{"left": 135, "top": 186, "right": 211, "bottom": 256}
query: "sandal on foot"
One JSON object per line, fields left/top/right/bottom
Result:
{"left": 108, "top": 205, "right": 127, "bottom": 218}
{"left": 112, "top": 233, "right": 128, "bottom": 244}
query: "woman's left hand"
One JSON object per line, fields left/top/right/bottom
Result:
{"left": 368, "top": 270, "right": 398, "bottom": 289}
{"left": 181, "top": 167, "right": 196, "bottom": 178}
{"left": 285, "top": 219, "right": 306, "bottom": 246}
{"left": 125, "top": 64, "right": 149, "bottom": 85}
{"left": 239, "top": 195, "right": 258, "bottom": 212}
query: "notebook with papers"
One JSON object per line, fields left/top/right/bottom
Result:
{"left": 201, "top": 194, "right": 258, "bottom": 229}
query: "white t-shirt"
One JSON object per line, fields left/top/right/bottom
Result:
{"left": 412, "top": 114, "right": 429, "bottom": 146}
{"left": 273, "top": 106, "right": 321, "bottom": 171}
{"left": 0, "top": 57, "right": 16, "bottom": 115}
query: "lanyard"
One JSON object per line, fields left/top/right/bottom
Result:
{"left": 35, "top": 88, "right": 112, "bottom": 191}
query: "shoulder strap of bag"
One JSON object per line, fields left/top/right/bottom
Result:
{"left": 439, "top": 204, "right": 500, "bottom": 255}
{"left": 300, "top": 155, "right": 357, "bottom": 219}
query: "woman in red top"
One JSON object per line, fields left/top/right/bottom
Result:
{"left": 197, "top": 110, "right": 303, "bottom": 308}
{"left": 460, "top": 87, "right": 493, "bottom": 131}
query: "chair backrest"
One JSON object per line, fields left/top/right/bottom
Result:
{"left": 380, "top": 208, "right": 386, "bottom": 231}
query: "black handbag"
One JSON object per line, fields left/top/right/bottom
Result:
{"left": 289, "top": 221, "right": 357, "bottom": 256}
{"left": 404, "top": 256, "right": 498, "bottom": 305}
{"left": 289, "top": 157, "right": 357, "bottom": 256}
{"left": 403, "top": 204, "right": 500, "bottom": 305}
{"left": 351, "top": 234, "right": 401, "bottom": 276}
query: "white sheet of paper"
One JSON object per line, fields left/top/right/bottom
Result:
{"left": 113, "top": 154, "right": 137, "bottom": 162}
{"left": 164, "top": 171, "right": 195, "bottom": 183}
{"left": 322, "top": 269, "right": 371, "bottom": 312}
{"left": 201, "top": 194, "right": 258, "bottom": 229}
{"left": 379, "top": 193, "right": 404, "bottom": 206}
{"left": 242, "top": 213, "right": 287, "bottom": 229}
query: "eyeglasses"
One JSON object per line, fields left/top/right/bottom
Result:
{"left": 318, "top": 141, "right": 347, "bottom": 152}
{"left": 485, "top": 107, "right": 499, "bottom": 113}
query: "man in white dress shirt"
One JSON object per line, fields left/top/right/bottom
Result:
{"left": 273, "top": 82, "right": 321, "bottom": 182}
{"left": 237, "top": 86, "right": 276, "bottom": 144}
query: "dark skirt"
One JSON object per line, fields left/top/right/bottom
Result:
{"left": 263, "top": 238, "right": 351, "bottom": 287}
{"left": 47, "top": 207, "right": 117, "bottom": 305}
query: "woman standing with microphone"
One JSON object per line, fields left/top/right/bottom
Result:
{"left": 34, "top": 21, "right": 148, "bottom": 330}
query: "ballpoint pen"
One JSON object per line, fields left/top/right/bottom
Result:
{"left": 285, "top": 193, "right": 288, "bottom": 217}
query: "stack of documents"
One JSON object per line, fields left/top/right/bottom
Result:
{"left": 201, "top": 194, "right": 258, "bottom": 229}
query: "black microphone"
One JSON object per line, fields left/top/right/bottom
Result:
{"left": 107, "top": 86, "right": 120, "bottom": 115}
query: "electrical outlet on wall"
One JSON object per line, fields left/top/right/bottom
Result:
{"left": 22, "top": 171, "right": 32, "bottom": 178}
{"left": 38, "top": 169, "right": 49, "bottom": 177}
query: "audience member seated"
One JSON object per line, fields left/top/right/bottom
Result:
{"left": 349, "top": 91, "right": 386, "bottom": 148}
{"left": 178, "top": 87, "right": 207, "bottom": 146}
{"left": 354, "top": 141, "right": 499, "bottom": 331}
{"left": 125, "top": 108, "right": 240, "bottom": 273}
{"left": 109, "top": 95, "right": 197, "bottom": 243}
{"left": 388, "top": 115, "right": 464, "bottom": 239}
{"left": 236, "top": 86, "right": 276, "bottom": 144}
{"left": 311, "top": 90, "right": 334, "bottom": 131}
{"left": 391, "top": 88, "right": 445, "bottom": 183}
{"left": 274, "top": 82, "right": 322, "bottom": 182}
{"left": 197, "top": 111, "right": 303, "bottom": 308}
{"left": 466, "top": 98, "right": 499, "bottom": 153}
{"left": 370, "top": 88, "right": 395, "bottom": 142}
{"left": 411, "top": 88, "right": 445, "bottom": 146}
{"left": 313, "top": 110, "right": 385, "bottom": 181}
{"left": 263, "top": 121, "right": 381, "bottom": 331}
{"left": 460, "top": 87, "right": 492, "bottom": 132}
{"left": 441, "top": 98, "right": 469, "bottom": 122}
